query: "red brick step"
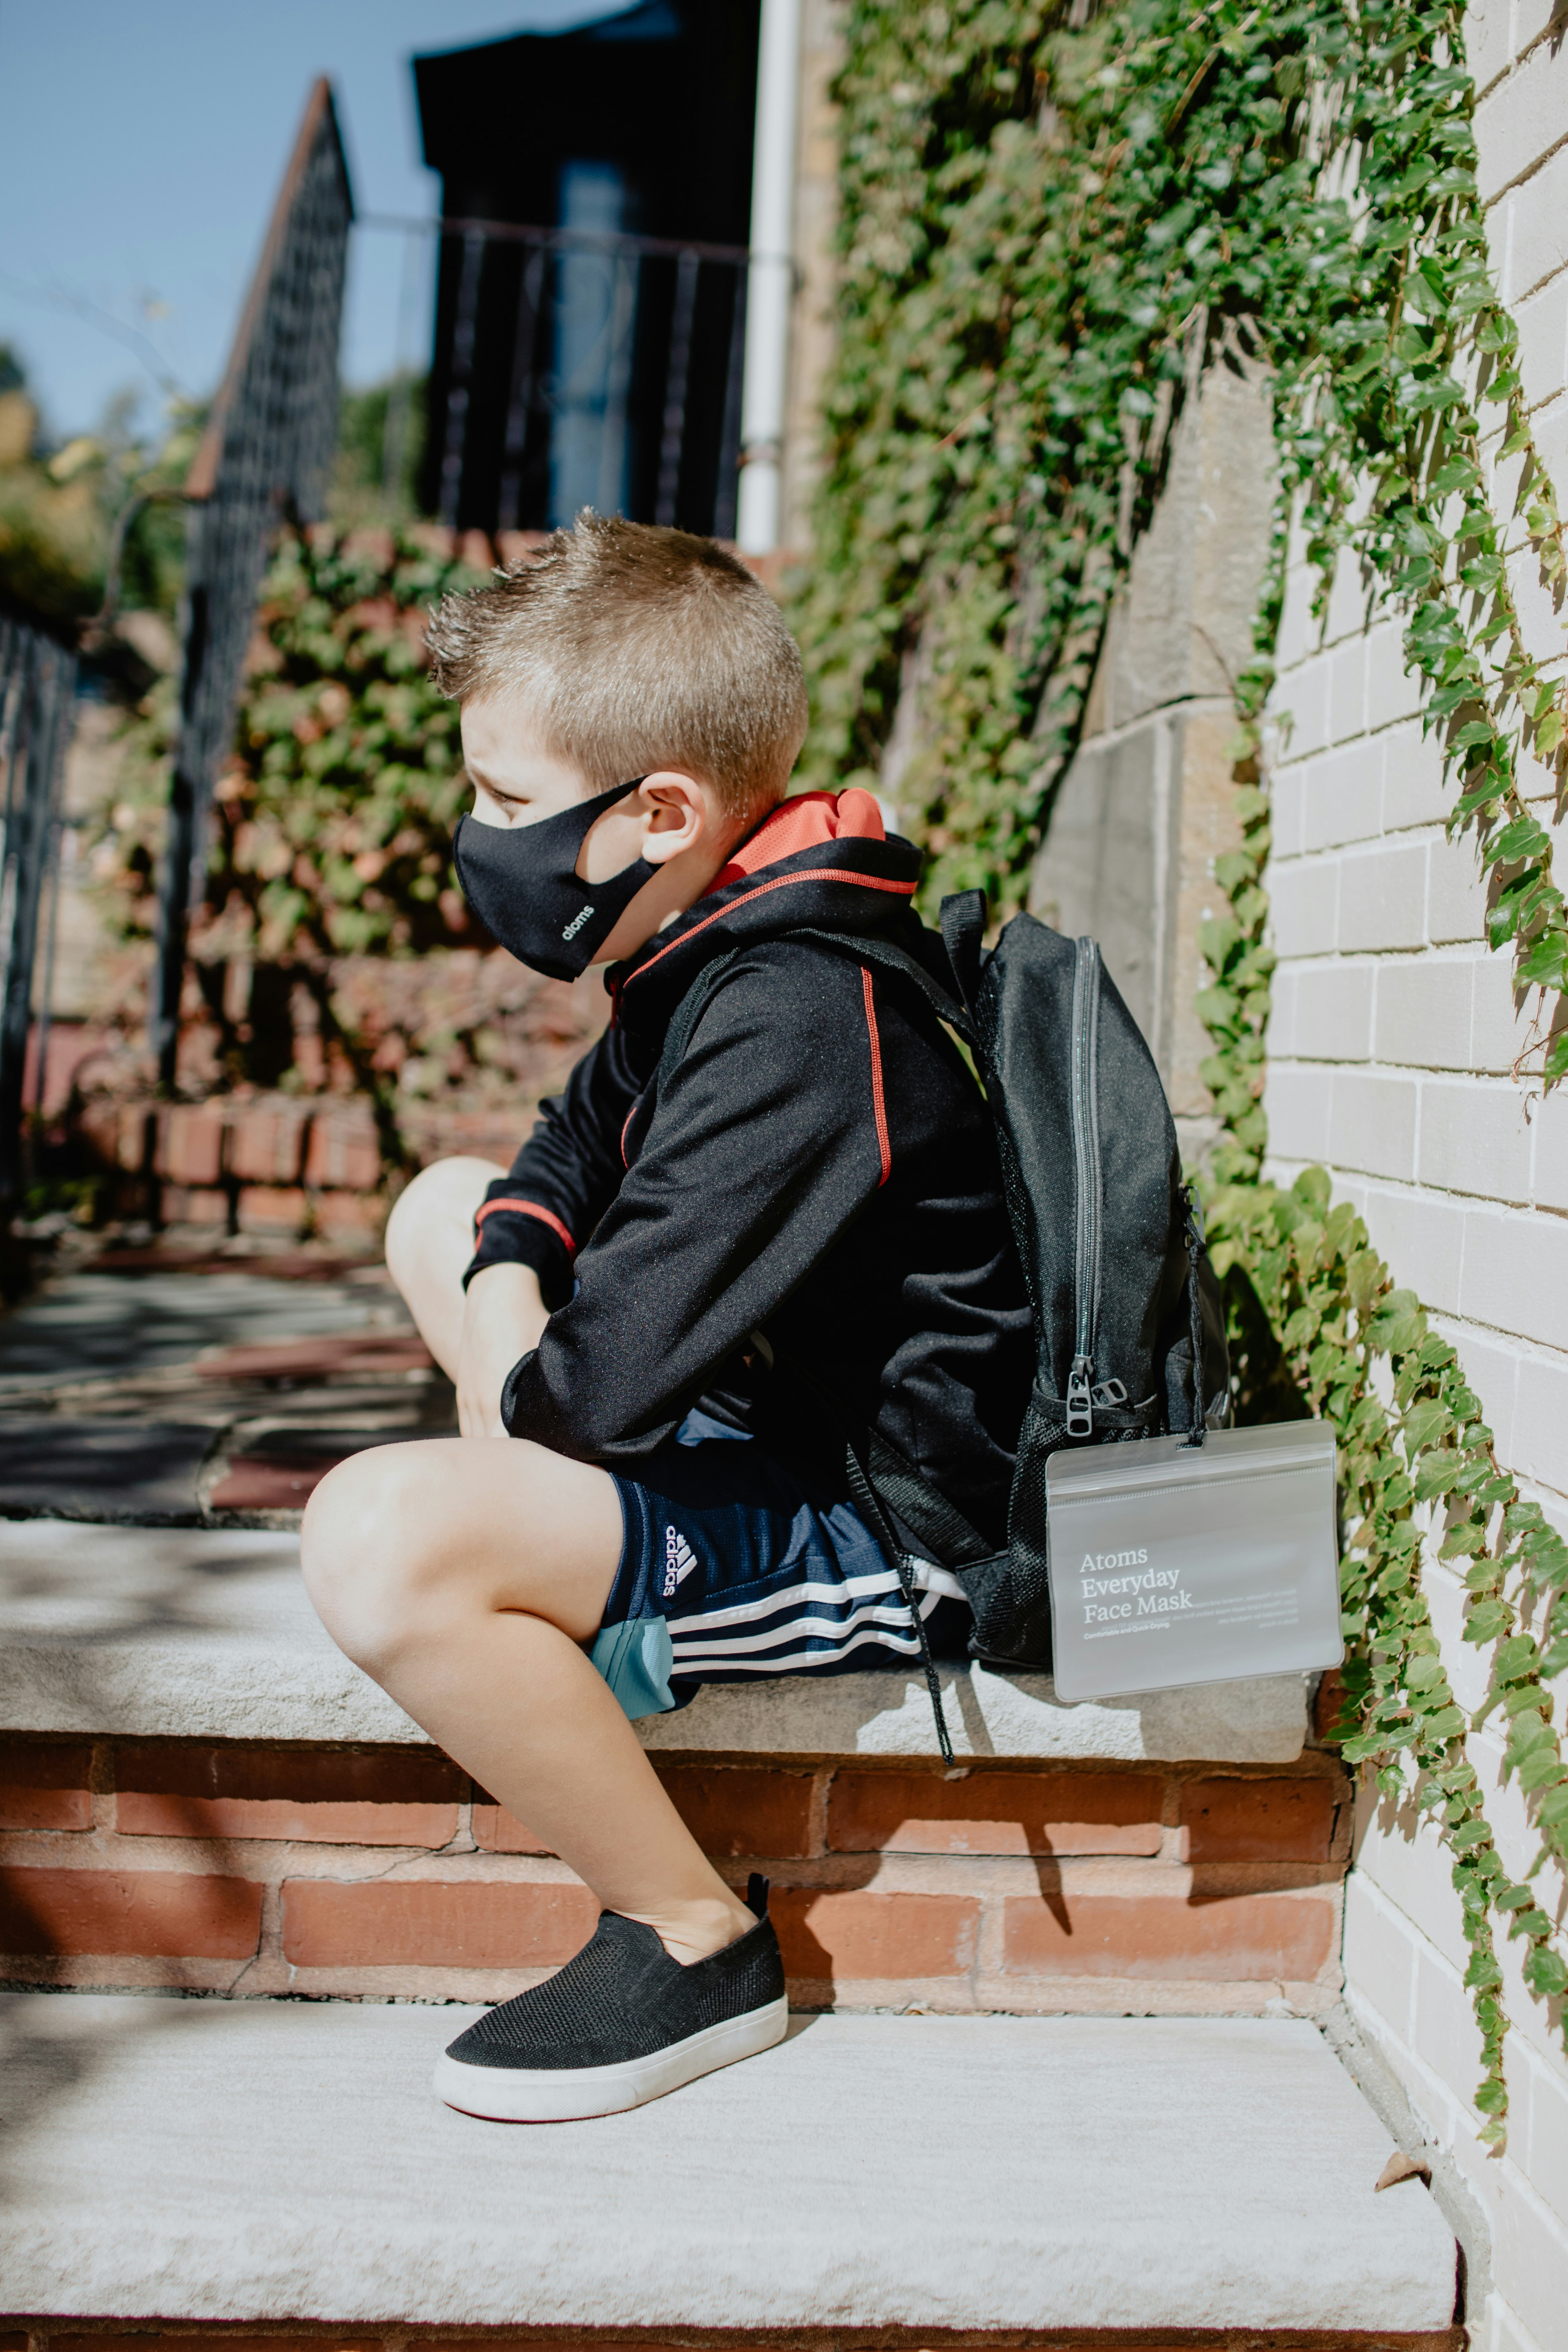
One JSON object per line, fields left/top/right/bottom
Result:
{"left": 0, "top": 1733, "right": 1350, "bottom": 2011}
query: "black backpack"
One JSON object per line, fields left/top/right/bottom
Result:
{"left": 658, "top": 892, "right": 1230, "bottom": 1751}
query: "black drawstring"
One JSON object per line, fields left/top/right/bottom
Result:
{"left": 1181, "top": 1184, "right": 1207, "bottom": 1450}
{"left": 845, "top": 1442, "right": 956, "bottom": 1767}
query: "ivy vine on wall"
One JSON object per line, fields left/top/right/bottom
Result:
{"left": 797, "top": 0, "right": 1566, "bottom": 2138}
{"left": 795, "top": 0, "right": 1568, "bottom": 1080}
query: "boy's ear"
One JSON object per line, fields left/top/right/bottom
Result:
{"left": 637, "top": 772, "right": 716, "bottom": 864}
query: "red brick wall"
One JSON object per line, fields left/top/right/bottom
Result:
{"left": 77, "top": 1098, "right": 389, "bottom": 1242}
{"left": 0, "top": 1737, "right": 1350, "bottom": 2013}
{"left": 73, "top": 957, "right": 608, "bottom": 1239}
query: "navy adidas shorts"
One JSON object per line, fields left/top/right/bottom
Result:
{"left": 592, "top": 1410, "right": 972, "bottom": 1720}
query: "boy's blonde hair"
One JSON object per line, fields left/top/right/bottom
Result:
{"left": 426, "top": 513, "right": 808, "bottom": 819}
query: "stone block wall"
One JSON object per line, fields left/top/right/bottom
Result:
{"left": 0, "top": 1735, "right": 1349, "bottom": 2018}
{"left": 1030, "top": 354, "right": 1277, "bottom": 1153}
{"left": 1260, "top": 5, "right": 1568, "bottom": 2339}
{"left": 779, "top": 0, "right": 845, "bottom": 557}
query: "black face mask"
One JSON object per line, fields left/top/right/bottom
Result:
{"left": 452, "top": 776, "right": 658, "bottom": 981}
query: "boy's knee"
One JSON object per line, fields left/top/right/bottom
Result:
{"left": 384, "top": 1155, "right": 494, "bottom": 1288}
{"left": 300, "top": 1443, "right": 449, "bottom": 1668}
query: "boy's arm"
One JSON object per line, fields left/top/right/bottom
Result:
{"left": 464, "top": 1024, "right": 644, "bottom": 1310}
{"left": 499, "top": 945, "right": 887, "bottom": 1460}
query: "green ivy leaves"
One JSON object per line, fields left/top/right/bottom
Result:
{"left": 1200, "top": 694, "right": 1568, "bottom": 2148}
{"left": 98, "top": 523, "right": 491, "bottom": 1167}
{"left": 217, "top": 528, "right": 485, "bottom": 970}
{"left": 1201, "top": 1149, "right": 1568, "bottom": 2142}
{"left": 801, "top": 0, "right": 1568, "bottom": 2148}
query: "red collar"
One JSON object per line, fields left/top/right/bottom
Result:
{"left": 705, "top": 788, "right": 885, "bottom": 893}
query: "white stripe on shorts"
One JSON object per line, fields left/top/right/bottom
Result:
{"left": 669, "top": 1557, "right": 964, "bottom": 1678}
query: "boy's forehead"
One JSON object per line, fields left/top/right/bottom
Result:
{"left": 461, "top": 692, "right": 544, "bottom": 762}
{"left": 461, "top": 697, "right": 591, "bottom": 796}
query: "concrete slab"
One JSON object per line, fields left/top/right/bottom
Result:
{"left": 199, "top": 1332, "right": 432, "bottom": 1381}
{"left": 642, "top": 1651, "right": 1311, "bottom": 1763}
{"left": 0, "top": 1418, "right": 212, "bottom": 1520}
{"left": 90, "top": 1249, "right": 378, "bottom": 1279}
{"left": 0, "top": 1372, "right": 454, "bottom": 1431}
{"left": 207, "top": 1454, "right": 358, "bottom": 1511}
{"left": 0, "top": 1522, "right": 419, "bottom": 1745}
{"left": 209, "top": 1429, "right": 446, "bottom": 1511}
{"left": 0, "top": 1520, "right": 1309, "bottom": 1759}
{"left": 0, "top": 1999, "right": 1457, "bottom": 2333}
{"left": 0, "top": 1271, "right": 408, "bottom": 1391}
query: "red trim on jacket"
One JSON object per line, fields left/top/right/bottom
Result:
{"left": 620, "top": 1104, "right": 637, "bottom": 1169}
{"left": 860, "top": 967, "right": 892, "bottom": 1187}
{"left": 474, "top": 1198, "right": 576, "bottom": 1255}
{"left": 628, "top": 865, "right": 916, "bottom": 991}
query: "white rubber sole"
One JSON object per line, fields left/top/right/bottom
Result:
{"left": 433, "top": 1994, "right": 790, "bottom": 2122}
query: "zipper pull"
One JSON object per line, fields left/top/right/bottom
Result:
{"left": 1066, "top": 1354, "right": 1094, "bottom": 1438}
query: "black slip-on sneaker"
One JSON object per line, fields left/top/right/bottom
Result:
{"left": 433, "top": 1872, "right": 788, "bottom": 2121}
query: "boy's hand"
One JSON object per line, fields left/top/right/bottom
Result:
{"left": 457, "top": 1262, "right": 550, "bottom": 1437}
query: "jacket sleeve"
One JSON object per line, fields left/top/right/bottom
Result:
{"left": 500, "top": 944, "right": 887, "bottom": 1459}
{"left": 464, "top": 1024, "right": 643, "bottom": 1309}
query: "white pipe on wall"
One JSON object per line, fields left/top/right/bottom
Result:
{"left": 736, "top": 0, "right": 802, "bottom": 555}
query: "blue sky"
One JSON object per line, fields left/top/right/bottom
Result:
{"left": 0, "top": 0, "right": 640, "bottom": 442}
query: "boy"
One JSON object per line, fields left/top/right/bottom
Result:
{"left": 302, "top": 515, "right": 1030, "bottom": 2121}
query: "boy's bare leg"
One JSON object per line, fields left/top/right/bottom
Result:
{"left": 387, "top": 1156, "right": 570, "bottom": 1438}
{"left": 305, "top": 1157, "right": 754, "bottom": 1965}
{"left": 384, "top": 1153, "right": 508, "bottom": 1382}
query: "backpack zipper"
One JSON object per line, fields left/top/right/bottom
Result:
{"left": 1065, "top": 936, "right": 1102, "bottom": 1437}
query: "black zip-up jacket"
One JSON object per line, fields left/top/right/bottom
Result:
{"left": 467, "top": 803, "right": 1032, "bottom": 1546}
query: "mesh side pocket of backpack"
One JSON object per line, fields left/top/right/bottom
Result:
{"left": 961, "top": 1390, "right": 1062, "bottom": 1669}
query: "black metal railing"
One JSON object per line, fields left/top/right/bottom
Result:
{"left": 369, "top": 213, "right": 750, "bottom": 541}
{"left": 150, "top": 78, "right": 353, "bottom": 1086}
{"left": 0, "top": 618, "right": 74, "bottom": 1206}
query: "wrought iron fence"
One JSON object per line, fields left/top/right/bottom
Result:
{"left": 372, "top": 213, "right": 750, "bottom": 540}
{"left": 151, "top": 77, "right": 353, "bottom": 1085}
{"left": 0, "top": 618, "right": 74, "bottom": 1206}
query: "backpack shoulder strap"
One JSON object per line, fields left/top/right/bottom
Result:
{"left": 866, "top": 1431, "right": 992, "bottom": 1566}
{"left": 939, "top": 890, "right": 988, "bottom": 1019}
{"left": 782, "top": 926, "right": 978, "bottom": 1047}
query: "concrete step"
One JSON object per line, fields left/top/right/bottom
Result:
{"left": 0, "top": 1418, "right": 217, "bottom": 1521}
{"left": 0, "top": 1519, "right": 1350, "bottom": 2013}
{"left": 0, "top": 1260, "right": 448, "bottom": 1522}
{"left": 0, "top": 1997, "right": 1459, "bottom": 2341}
{"left": 0, "top": 1414, "right": 446, "bottom": 1522}
{"left": 0, "top": 1264, "right": 401, "bottom": 1391}
{"left": 0, "top": 1519, "right": 1312, "bottom": 1756}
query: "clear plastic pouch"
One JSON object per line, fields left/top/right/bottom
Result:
{"left": 1045, "top": 1419, "right": 1342, "bottom": 1702}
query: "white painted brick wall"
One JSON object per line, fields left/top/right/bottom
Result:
{"left": 1292, "top": 962, "right": 1375, "bottom": 1061}
{"left": 1374, "top": 958, "right": 1474, "bottom": 1069}
{"left": 1382, "top": 721, "right": 1451, "bottom": 832}
{"left": 1259, "top": 8, "right": 1568, "bottom": 2335}
{"left": 1338, "top": 841, "right": 1429, "bottom": 953}
{"left": 1418, "top": 1081, "right": 1533, "bottom": 1204}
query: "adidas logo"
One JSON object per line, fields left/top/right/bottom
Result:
{"left": 662, "top": 1526, "right": 698, "bottom": 1599}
